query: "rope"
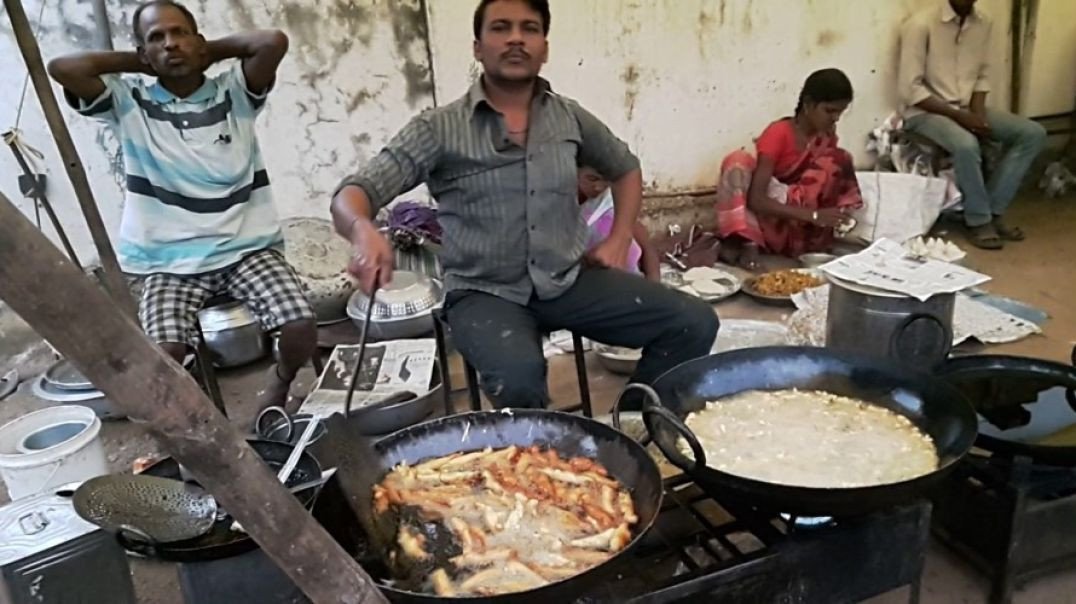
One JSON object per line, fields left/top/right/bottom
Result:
{"left": 12, "top": 0, "right": 50, "bottom": 130}
{"left": 6, "top": 0, "right": 51, "bottom": 230}
{"left": 3, "top": 129, "right": 46, "bottom": 174}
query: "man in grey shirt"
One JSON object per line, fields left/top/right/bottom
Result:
{"left": 331, "top": 0, "right": 718, "bottom": 409}
{"left": 898, "top": 0, "right": 1047, "bottom": 250}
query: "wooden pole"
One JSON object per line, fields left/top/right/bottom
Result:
{"left": 0, "top": 188, "right": 388, "bottom": 604}
{"left": 4, "top": 0, "right": 136, "bottom": 319}
{"left": 90, "top": 0, "right": 114, "bottom": 50}
{"left": 1010, "top": 0, "right": 1023, "bottom": 114}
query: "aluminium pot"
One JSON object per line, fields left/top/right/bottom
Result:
{"left": 346, "top": 270, "right": 443, "bottom": 340}
{"left": 197, "top": 301, "right": 267, "bottom": 368}
{"left": 825, "top": 276, "right": 955, "bottom": 371}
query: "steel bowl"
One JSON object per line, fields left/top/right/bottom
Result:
{"left": 594, "top": 344, "right": 642, "bottom": 375}
{"left": 798, "top": 253, "right": 838, "bottom": 269}
{"left": 351, "top": 360, "right": 444, "bottom": 435}
{"left": 197, "top": 302, "right": 268, "bottom": 368}
{"left": 346, "top": 270, "right": 443, "bottom": 340}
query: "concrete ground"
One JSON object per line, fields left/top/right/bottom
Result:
{"left": 0, "top": 192, "right": 1074, "bottom": 602}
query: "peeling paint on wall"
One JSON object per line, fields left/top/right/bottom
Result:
{"left": 621, "top": 64, "right": 640, "bottom": 121}
{"left": 816, "top": 29, "right": 844, "bottom": 49}
{"left": 388, "top": 0, "right": 435, "bottom": 108}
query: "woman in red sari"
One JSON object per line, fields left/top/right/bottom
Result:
{"left": 715, "top": 68, "right": 863, "bottom": 269}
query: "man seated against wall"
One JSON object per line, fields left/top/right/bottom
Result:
{"left": 331, "top": 0, "right": 719, "bottom": 410}
{"left": 48, "top": 0, "right": 316, "bottom": 410}
{"left": 898, "top": 0, "right": 1047, "bottom": 250}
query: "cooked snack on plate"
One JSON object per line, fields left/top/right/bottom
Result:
{"left": 374, "top": 445, "right": 637, "bottom": 597}
{"left": 680, "top": 389, "right": 938, "bottom": 488}
{"left": 904, "top": 236, "right": 966, "bottom": 263}
{"left": 752, "top": 270, "right": 824, "bottom": 297}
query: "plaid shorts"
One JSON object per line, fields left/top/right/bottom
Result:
{"left": 139, "top": 249, "right": 315, "bottom": 346}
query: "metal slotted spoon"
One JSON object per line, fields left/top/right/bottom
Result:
{"left": 73, "top": 474, "right": 219, "bottom": 543}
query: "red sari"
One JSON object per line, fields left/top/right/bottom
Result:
{"left": 715, "top": 119, "right": 862, "bottom": 257}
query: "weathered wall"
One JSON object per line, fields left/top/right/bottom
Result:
{"left": 0, "top": 0, "right": 435, "bottom": 266}
{"left": 0, "top": 0, "right": 1036, "bottom": 265}
{"left": 426, "top": 0, "right": 1015, "bottom": 193}
{"left": 1023, "top": 0, "right": 1076, "bottom": 117}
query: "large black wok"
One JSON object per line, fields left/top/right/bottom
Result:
{"left": 937, "top": 347, "right": 1076, "bottom": 466}
{"left": 628, "top": 346, "right": 977, "bottom": 517}
{"left": 343, "top": 409, "right": 664, "bottom": 604}
{"left": 127, "top": 439, "right": 324, "bottom": 562}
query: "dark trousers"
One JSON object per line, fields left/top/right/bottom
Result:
{"left": 444, "top": 267, "right": 720, "bottom": 409}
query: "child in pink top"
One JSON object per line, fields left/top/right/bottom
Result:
{"left": 577, "top": 166, "right": 660, "bottom": 281}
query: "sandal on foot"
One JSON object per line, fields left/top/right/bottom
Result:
{"left": 993, "top": 219, "right": 1025, "bottom": 241}
{"left": 968, "top": 224, "right": 1004, "bottom": 250}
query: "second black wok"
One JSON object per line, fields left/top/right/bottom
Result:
{"left": 629, "top": 346, "right": 977, "bottom": 517}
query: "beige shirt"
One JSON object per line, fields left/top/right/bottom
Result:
{"left": 898, "top": 1, "right": 993, "bottom": 117}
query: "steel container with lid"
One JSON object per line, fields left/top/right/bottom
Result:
{"left": 346, "top": 270, "right": 443, "bottom": 340}
{"left": 196, "top": 301, "right": 267, "bottom": 367}
{"left": 0, "top": 489, "right": 136, "bottom": 604}
{"left": 825, "top": 276, "right": 954, "bottom": 371}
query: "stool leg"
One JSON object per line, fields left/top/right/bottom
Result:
{"left": 572, "top": 333, "right": 592, "bottom": 417}
{"left": 194, "top": 334, "right": 227, "bottom": 418}
{"left": 433, "top": 314, "right": 454, "bottom": 416}
{"left": 465, "top": 361, "right": 482, "bottom": 412}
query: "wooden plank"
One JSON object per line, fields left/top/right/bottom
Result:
{"left": 0, "top": 188, "right": 387, "bottom": 604}
{"left": 4, "top": 0, "right": 136, "bottom": 318}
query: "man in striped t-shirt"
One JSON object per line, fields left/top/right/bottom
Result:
{"left": 49, "top": 0, "right": 316, "bottom": 410}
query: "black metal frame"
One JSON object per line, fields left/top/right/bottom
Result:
{"left": 933, "top": 453, "right": 1076, "bottom": 604}
{"left": 584, "top": 475, "right": 929, "bottom": 603}
{"left": 431, "top": 308, "right": 592, "bottom": 417}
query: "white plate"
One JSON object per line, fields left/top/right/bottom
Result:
{"left": 664, "top": 266, "right": 742, "bottom": 303}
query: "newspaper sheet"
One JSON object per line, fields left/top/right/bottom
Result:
{"left": 820, "top": 239, "right": 990, "bottom": 301}
{"left": 299, "top": 339, "right": 436, "bottom": 419}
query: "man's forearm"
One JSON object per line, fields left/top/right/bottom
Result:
{"left": 47, "top": 51, "right": 147, "bottom": 101}
{"left": 331, "top": 185, "right": 376, "bottom": 241}
{"left": 206, "top": 31, "right": 286, "bottom": 63}
{"left": 914, "top": 97, "right": 963, "bottom": 119}
{"left": 608, "top": 169, "right": 643, "bottom": 241}
{"left": 969, "top": 92, "right": 988, "bottom": 116}
{"left": 48, "top": 51, "right": 146, "bottom": 78}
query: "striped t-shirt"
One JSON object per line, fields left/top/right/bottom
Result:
{"left": 67, "top": 63, "right": 283, "bottom": 276}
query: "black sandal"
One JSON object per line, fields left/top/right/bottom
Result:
{"left": 968, "top": 224, "right": 1004, "bottom": 250}
{"left": 993, "top": 218, "right": 1025, "bottom": 241}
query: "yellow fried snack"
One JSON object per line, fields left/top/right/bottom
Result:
{"left": 375, "top": 446, "right": 638, "bottom": 597}
{"left": 753, "top": 270, "right": 824, "bottom": 297}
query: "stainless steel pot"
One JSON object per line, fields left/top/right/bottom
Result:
{"left": 346, "top": 270, "right": 442, "bottom": 340}
{"left": 825, "top": 277, "right": 954, "bottom": 371}
{"left": 197, "top": 302, "right": 268, "bottom": 368}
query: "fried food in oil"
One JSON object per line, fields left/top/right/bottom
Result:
{"left": 374, "top": 445, "right": 637, "bottom": 597}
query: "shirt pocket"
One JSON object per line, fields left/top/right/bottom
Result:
{"left": 538, "top": 132, "right": 581, "bottom": 196}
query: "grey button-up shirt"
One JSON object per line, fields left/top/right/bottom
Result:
{"left": 336, "top": 78, "right": 640, "bottom": 304}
